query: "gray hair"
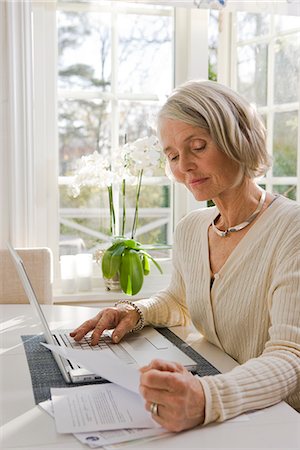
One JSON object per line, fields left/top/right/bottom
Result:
{"left": 158, "top": 80, "right": 271, "bottom": 178}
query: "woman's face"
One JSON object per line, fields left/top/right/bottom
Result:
{"left": 160, "top": 118, "right": 242, "bottom": 202}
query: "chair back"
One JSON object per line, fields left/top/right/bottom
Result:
{"left": 0, "top": 248, "right": 53, "bottom": 304}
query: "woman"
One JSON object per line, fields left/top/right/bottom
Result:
{"left": 71, "top": 80, "right": 300, "bottom": 431}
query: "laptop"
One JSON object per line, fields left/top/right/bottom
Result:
{"left": 8, "top": 243, "right": 198, "bottom": 384}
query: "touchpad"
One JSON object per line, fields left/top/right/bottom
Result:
{"left": 124, "top": 335, "right": 155, "bottom": 351}
{"left": 125, "top": 334, "right": 169, "bottom": 351}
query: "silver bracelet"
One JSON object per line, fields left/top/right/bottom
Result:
{"left": 115, "top": 300, "right": 145, "bottom": 332}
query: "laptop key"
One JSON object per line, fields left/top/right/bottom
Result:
{"left": 63, "top": 332, "right": 135, "bottom": 364}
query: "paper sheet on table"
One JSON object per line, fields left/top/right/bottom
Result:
{"left": 75, "top": 427, "right": 169, "bottom": 448}
{"left": 51, "top": 384, "right": 157, "bottom": 433}
{"left": 41, "top": 343, "right": 140, "bottom": 393}
{"left": 39, "top": 399, "right": 169, "bottom": 448}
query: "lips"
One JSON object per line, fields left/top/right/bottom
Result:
{"left": 188, "top": 177, "right": 209, "bottom": 187}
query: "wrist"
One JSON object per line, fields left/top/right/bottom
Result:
{"left": 115, "top": 300, "right": 145, "bottom": 332}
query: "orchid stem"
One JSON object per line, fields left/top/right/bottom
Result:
{"left": 108, "top": 185, "right": 116, "bottom": 236}
{"left": 131, "top": 169, "right": 143, "bottom": 239}
{"left": 121, "top": 179, "right": 126, "bottom": 236}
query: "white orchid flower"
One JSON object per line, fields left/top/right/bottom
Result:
{"left": 70, "top": 134, "right": 165, "bottom": 239}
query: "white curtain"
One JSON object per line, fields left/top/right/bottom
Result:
{"left": 1, "top": 0, "right": 59, "bottom": 260}
{"left": 0, "top": 1, "right": 9, "bottom": 248}
{"left": 2, "top": 0, "right": 35, "bottom": 248}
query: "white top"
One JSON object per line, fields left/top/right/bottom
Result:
{"left": 136, "top": 195, "right": 300, "bottom": 424}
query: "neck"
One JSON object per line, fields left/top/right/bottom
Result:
{"left": 212, "top": 180, "right": 263, "bottom": 230}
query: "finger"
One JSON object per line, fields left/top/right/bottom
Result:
{"left": 146, "top": 397, "right": 201, "bottom": 432}
{"left": 145, "top": 400, "right": 165, "bottom": 419}
{"left": 140, "top": 358, "right": 185, "bottom": 374}
{"left": 90, "top": 310, "right": 118, "bottom": 345}
{"left": 111, "top": 316, "right": 137, "bottom": 343}
{"left": 69, "top": 317, "right": 100, "bottom": 341}
{"left": 140, "top": 368, "right": 185, "bottom": 393}
{"left": 142, "top": 384, "right": 171, "bottom": 406}
{"left": 145, "top": 400, "right": 179, "bottom": 429}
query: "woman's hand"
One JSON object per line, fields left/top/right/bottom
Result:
{"left": 69, "top": 304, "right": 140, "bottom": 345}
{"left": 140, "top": 359, "right": 205, "bottom": 432}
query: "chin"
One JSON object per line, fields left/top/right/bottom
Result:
{"left": 186, "top": 182, "right": 213, "bottom": 203}
{"left": 190, "top": 191, "right": 211, "bottom": 203}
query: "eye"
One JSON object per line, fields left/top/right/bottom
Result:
{"left": 167, "top": 153, "right": 178, "bottom": 162}
{"left": 193, "top": 145, "right": 206, "bottom": 152}
{"left": 190, "top": 138, "right": 206, "bottom": 153}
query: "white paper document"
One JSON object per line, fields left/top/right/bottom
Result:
{"left": 75, "top": 428, "right": 169, "bottom": 448}
{"left": 51, "top": 384, "right": 157, "bottom": 433}
{"left": 39, "top": 399, "right": 168, "bottom": 448}
{"left": 42, "top": 343, "right": 140, "bottom": 393}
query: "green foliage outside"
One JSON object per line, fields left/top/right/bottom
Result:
{"left": 58, "top": 8, "right": 298, "bottom": 254}
{"left": 58, "top": 8, "right": 173, "bottom": 254}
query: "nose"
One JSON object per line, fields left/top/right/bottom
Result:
{"left": 178, "top": 153, "right": 197, "bottom": 172}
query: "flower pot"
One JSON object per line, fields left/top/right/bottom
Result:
{"left": 96, "top": 237, "right": 162, "bottom": 296}
{"left": 103, "top": 272, "right": 122, "bottom": 291}
{"left": 95, "top": 239, "right": 124, "bottom": 292}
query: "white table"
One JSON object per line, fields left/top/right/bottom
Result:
{"left": 0, "top": 304, "right": 299, "bottom": 450}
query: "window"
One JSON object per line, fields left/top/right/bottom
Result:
{"left": 232, "top": 11, "right": 300, "bottom": 201}
{"left": 12, "top": 1, "right": 300, "bottom": 296}
{"left": 57, "top": 1, "right": 174, "bottom": 257}
{"left": 22, "top": 1, "right": 208, "bottom": 294}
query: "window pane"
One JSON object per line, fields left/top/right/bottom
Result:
{"left": 58, "top": 99, "right": 111, "bottom": 176}
{"left": 57, "top": 11, "right": 111, "bottom": 91}
{"left": 59, "top": 185, "right": 111, "bottom": 254}
{"left": 273, "top": 185, "right": 296, "bottom": 201}
{"left": 117, "top": 13, "right": 173, "bottom": 94}
{"left": 275, "top": 15, "right": 300, "bottom": 33}
{"left": 123, "top": 184, "right": 171, "bottom": 245}
{"left": 119, "top": 100, "right": 161, "bottom": 143}
{"left": 208, "top": 10, "right": 219, "bottom": 81}
{"left": 273, "top": 111, "right": 298, "bottom": 177}
{"left": 237, "top": 44, "right": 267, "bottom": 106}
{"left": 237, "top": 12, "right": 270, "bottom": 41}
{"left": 274, "top": 34, "right": 300, "bottom": 104}
{"left": 235, "top": 11, "right": 300, "bottom": 204}
{"left": 59, "top": 182, "right": 171, "bottom": 254}
{"left": 57, "top": 3, "right": 175, "bottom": 258}
{"left": 259, "top": 112, "right": 267, "bottom": 127}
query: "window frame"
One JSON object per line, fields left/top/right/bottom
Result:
{"left": 56, "top": 1, "right": 175, "bottom": 253}
{"left": 28, "top": 2, "right": 210, "bottom": 297}
{"left": 9, "top": 2, "right": 299, "bottom": 301}
{"left": 218, "top": 9, "right": 300, "bottom": 202}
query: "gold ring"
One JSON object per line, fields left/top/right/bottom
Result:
{"left": 150, "top": 402, "right": 159, "bottom": 416}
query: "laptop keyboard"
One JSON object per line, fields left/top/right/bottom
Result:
{"left": 61, "top": 332, "right": 135, "bottom": 364}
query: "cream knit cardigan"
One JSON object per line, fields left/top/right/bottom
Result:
{"left": 136, "top": 195, "right": 300, "bottom": 424}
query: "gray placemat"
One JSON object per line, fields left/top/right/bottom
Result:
{"left": 21, "top": 335, "right": 109, "bottom": 405}
{"left": 21, "top": 330, "right": 219, "bottom": 405}
{"left": 156, "top": 328, "right": 220, "bottom": 377}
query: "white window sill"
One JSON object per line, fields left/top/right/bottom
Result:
{"left": 53, "top": 259, "right": 172, "bottom": 306}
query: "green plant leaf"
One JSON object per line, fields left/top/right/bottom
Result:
{"left": 101, "top": 241, "right": 127, "bottom": 278}
{"left": 139, "top": 250, "right": 163, "bottom": 274}
{"left": 102, "top": 249, "right": 121, "bottom": 279}
{"left": 123, "top": 239, "right": 141, "bottom": 249}
{"left": 120, "top": 249, "right": 144, "bottom": 295}
{"left": 111, "top": 243, "right": 126, "bottom": 256}
{"left": 142, "top": 254, "right": 150, "bottom": 276}
{"left": 105, "top": 241, "right": 122, "bottom": 253}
